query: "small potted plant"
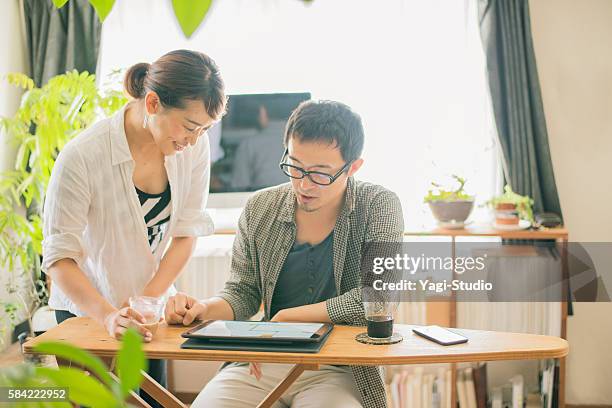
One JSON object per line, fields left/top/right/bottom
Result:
{"left": 424, "top": 175, "right": 474, "bottom": 228}
{"left": 486, "top": 185, "right": 534, "bottom": 227}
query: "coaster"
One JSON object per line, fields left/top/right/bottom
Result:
{"left": 355, "top": 332, "right": 403, "bottom": 345}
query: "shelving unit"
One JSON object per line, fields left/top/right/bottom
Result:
{"left": 402, "top": 225, "right": 569, "bottom": 408}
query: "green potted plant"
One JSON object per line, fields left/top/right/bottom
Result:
{"left": 0, "top": 70, "right": 126, "bottom": 349}
{"left": 486, "top": 184, "right": 534, "bottom": 227}
{"left": 0, "top": 328, "right": 146, "bottom": 407}
{"left": 424, "top": 175, "right": 474, "bottom": 228}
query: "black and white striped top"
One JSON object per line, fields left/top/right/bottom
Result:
{"left": 135, "top": 184, "right": 171, "bottom": 252}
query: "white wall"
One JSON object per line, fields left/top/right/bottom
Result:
{"left": 530, "top": 0, "right": 612, "bottom": 404}
{"left": 0, "top": 0, "right": 28, "bottom": 158}
{"left": 0, "top": 0, "right": 30, "bottom": 349}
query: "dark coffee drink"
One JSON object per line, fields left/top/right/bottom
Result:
{"left": 366, "top": 315, "right": 393, "bottom": 338}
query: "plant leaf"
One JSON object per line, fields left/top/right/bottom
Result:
{"left": 33, "top": 341, "right": 115, "bottom": 389}
{"left": 116, "top": 328, "right": 147, "bottom": 398}
{"left": 172, "top": 0, "right": 213, "bottom": 38}
{"left": 7, "top": 73, "right": 34, "bottom": 90}
{"left": 88, "top": 0, "right": 116, "bottom": 22}
{"left": 52, "top": 0, "right": 69, "bottom": 7}
{"left": 35, "top": 366, "right": 118, "bottom": 407}
{"left": 0, "top": 364, "right": 73, "bottom": 408}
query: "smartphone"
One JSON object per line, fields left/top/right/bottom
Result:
{"left": 412, "top": 325, "right": 468, "bottom": 346}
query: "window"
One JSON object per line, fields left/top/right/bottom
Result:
{"left": 98, "top": 0, "right": 500, "bottom": 229}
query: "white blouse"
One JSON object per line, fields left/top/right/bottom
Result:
{"left": 42, "top": 105, "right": 214, "bottom": 316}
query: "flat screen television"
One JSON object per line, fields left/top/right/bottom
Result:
{"left": 207, "top": 92, "right": 311, "bottom": 201}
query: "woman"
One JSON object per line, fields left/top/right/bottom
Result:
{"left": 42, "top": 49, "right": 226, "bottom": 405}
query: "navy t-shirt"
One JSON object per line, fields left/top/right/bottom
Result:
{"left": 270, "top": 231, "right": 337, "bottom": 318}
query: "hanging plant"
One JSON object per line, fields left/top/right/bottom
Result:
{"left": 51, "top": 0, "right": 314, "bottom": 39}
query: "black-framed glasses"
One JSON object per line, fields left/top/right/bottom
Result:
{"left": 278, "top": 148, "right": 352, "bottom": 186}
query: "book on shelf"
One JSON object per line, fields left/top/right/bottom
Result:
{"left": 422, "top": 374, "right": 434, "bottom": 408}
{"left": 412, "top": 367, "right": 423, "bottom": 408}
{"left": 391, "top": 372, "right": 401, "bottom": 408}
{"left": 472, "top": 362, "right": 488, "bottom": 408}
{"left": 540, "top": 360, "right": 555, "bottom": 408}
{"left": 444, "top": 368, "right": 452, "bottom": 408}
{"left": 464, "top": 368, "right": 478, "bottom": 408}
{"left": 399, "top": 370, "right": 408, "bottom": 408}
{"left": 525, "top": 393, "right": 541, "bottom": 408}
{"left": 552, "top": 363, "right": 559, "bottom": 408}
{"left": 510, "top": 374, "right": 524, "bottom": 408}
{"left": 457, "top": 369, "right": 468, "bottom": 408}
{"left": 432, "top": 376, "right": 441, "bottom": 408}
{"left": 385, "top": 382, "right": 394, "bottom": 408}
{"left": 386, "top": 366, "right": 452, "bottom": 408}
{"left": 491, "top": 387, "right": 503, "bottom": 408}
{"left": 386, "top": 364, "right": 491, "bottom": 408}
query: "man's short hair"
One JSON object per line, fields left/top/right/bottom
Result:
{"left": 284, "top": 100, "right": 365, "bottom": 163}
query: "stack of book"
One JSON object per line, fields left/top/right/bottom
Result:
{"left": 480, "top": 362, "right": 556, "bottom": 408}
{"left": 456, "top": 364, "right": 488, "bottom": 408}
{"left": 540, "top": 360, "right": 557, "bottom": 408}
{"left": 385, "top": 356, "right": 558, "bottom": 407}
{"left": 489, "top": 374, "right": 523, "bottom": 408}
{"left": 386, "top": 366, "right": 451, "bottom": 408}
{"left": 385, "top": 363, "right": 488, "bottom": 408}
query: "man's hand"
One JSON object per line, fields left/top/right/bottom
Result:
{"left": 270, "top": 302, "right": 332, "bottom": 323}
{"left": 270, "top": 309, "right": 290, "bottom": 322}
{"left": 164, "top": 292, "right": 207, "bottom": 325}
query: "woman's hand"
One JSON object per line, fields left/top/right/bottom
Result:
{"left": 103, "top": 307, "right": 152, "bottom": 342}
{"left": 164, "top": 292, "right": 208, "bottom": 325}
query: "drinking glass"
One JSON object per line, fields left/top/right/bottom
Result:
{"left": 363, "top": 300, "right": 399, "bottom": 339}
{"left": 129, "top": 295, "right": 165, "bottom": 335}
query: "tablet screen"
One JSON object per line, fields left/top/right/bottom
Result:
{"left": 192, "top": 321, "right": 325, "bottom": 339}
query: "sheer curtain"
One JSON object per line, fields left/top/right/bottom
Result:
{"left": 98, "top": 0, "right": 499, "bottom": 229}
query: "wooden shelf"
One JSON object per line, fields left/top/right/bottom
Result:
{"left": 405, "top": 225, "right": 568, "bottom": 240}
{"left": 216, "top": 225, "right": 569, "bottom": 240}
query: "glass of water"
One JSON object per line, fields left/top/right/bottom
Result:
{"left": 129, "top": 295, "right": 165, "bottom": 335}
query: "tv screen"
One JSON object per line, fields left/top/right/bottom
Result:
{"left": 208, "top": 92, "right": 311, "bottom": 193}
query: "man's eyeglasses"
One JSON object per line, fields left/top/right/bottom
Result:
{"left": 278, "top": 148, "right": 352, "bottom": 186}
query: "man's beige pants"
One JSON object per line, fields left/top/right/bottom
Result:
{"left": 191, "top": 363, "right": 363, "bottom": 407}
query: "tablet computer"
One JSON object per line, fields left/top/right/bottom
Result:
{"left": 182, "top": 320, "right": 333, "bottom": 343}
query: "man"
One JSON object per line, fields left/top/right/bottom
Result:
{"left": 231, "top": 104, "right": 288, "bottom": 190}
{"left": 165, "top": 100, "right": 404, "bottom": 408}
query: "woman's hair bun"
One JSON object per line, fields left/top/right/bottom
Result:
{"left": 124, "top": 62, "right": 150, "bottom": 99}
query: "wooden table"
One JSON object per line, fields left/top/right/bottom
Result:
{"left": 24, "top": 317, "right": 568, "bottom": 408}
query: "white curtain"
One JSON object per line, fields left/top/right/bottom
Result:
{"left": 98, "top": 0, "right": 500, "bottom": 229}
